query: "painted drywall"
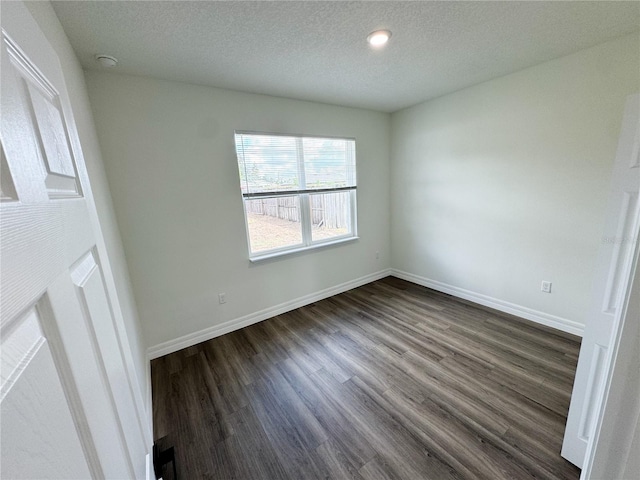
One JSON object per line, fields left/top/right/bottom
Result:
{"left": 390, "top": 33, "right": 640, "bottom": 329}
{"left": 85, "top": 72, "right": 391, "bottom": 348}
{"left": 22, "top": 2, "right": 148, "bottom": 407}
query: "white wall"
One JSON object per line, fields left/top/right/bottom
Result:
{"left": 85, "top": 72, "right": 391, "bottom": 350}
{"left": 21, "top": 2, "right": 148, "bottom": 405}
{"left": 390, "top": 34, "right": 640, "bottom": 333}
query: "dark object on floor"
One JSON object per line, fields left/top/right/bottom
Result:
{"left": 153, "top": 440, "right": 176, "bottom": 480}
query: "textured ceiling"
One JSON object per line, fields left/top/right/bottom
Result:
{"left": 52, "top": 1, "right": 640, "bottom": 113}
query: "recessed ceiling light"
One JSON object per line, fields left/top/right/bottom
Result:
{"left": 94, "top": 54, "right": 118, "bottom": 68}
{"left": 367, "top": 30, "right": 391, "bottom": 47}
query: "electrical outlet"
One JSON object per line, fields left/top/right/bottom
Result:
{"left": 541, "top": 281, "right": 552, "bottom": 293}
{"left": 218, "top": 293, "right": 227, "bottom": 304}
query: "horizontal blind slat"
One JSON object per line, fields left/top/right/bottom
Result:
{"left": 235, "top": 133, "right": 356, "bottom": 195}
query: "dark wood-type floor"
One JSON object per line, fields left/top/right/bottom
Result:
{"left": 152, "top": 277, "right": 582, "bottom": 480}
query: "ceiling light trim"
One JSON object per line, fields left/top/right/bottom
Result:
{"left": 367, "top": 30, "right": 392, "bottom": 47}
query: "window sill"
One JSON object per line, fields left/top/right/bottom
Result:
{"left": 249, "top": 236, "right": 359, "bottom": 263}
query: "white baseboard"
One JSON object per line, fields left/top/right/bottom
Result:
{"left": 145, "top": 360, "right": 153, "bottom": 443}
{"left": 146, "top": 453, "right": 154, "bottom": 480}
{"left": 147, "top": 266, "right": 583, "bottom": 360}
{"left": 147, "top": 269, "right": 393, "bottom": 359}
{"left": 390, "top": 269, "right": 584, "bottom": 337}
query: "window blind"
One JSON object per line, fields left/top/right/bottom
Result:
{"left": 235, "top": 132, "right": 356, "bottom": 198}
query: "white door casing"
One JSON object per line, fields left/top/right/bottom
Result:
{"left": 562, "top": 93, "right": 640, "bottom": 467}
{"left": 1, "top": 3, "right": 150, "bottom": 478}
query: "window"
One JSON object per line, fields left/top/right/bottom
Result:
{"left": 234, "top": 131, "right": 357, "bottom": 259}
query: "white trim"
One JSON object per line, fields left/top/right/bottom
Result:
{"left": 146, "top": 453, "right": 155, "bottom": 480}
{"left": 145, "top": 359, "right": 153, "bottom": 445}
{"left": 250, "top": 236, "right": 359, "bottom": 262}
{"left": 390, "top": 269, "right": 584, "bottom": 337}
{"left": 234, "top": 129, "right": 356, "bottom": 142}
{"left": 147, "top": 269, "right": 392, "bottom": 359}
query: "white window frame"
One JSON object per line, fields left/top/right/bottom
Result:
{"left": 234, "top": 131, "right": 358, "bottom": 261}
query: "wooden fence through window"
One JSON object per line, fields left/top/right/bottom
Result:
{"left": 245, "top": 193, "right": 350, "bottom": 229}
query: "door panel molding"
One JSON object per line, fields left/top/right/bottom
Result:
{"left": 72, "top": 249, "right": 148, "bottom": 474}
{"left": 577, "top": 344, "right": 606, "bottom": 442}
{"left": 1, "top": 304, "right": 93, "bottom": 479}
{"left": 36, "top": 294, "right": 104, "bottom": 479}
{"left": 3, "top": 32, "right": 81, "bottom": 198}
{"left": 0, "top": 306, "right": 45, "bottom": 402}
{"left": 602, "top": 191, "right": 639, "bottom": 313}
{"left": 0, "top": 143, "right": 17, "bottom": 202}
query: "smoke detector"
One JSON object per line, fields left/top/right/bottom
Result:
{"left": 94, "top": 54, "right": 118, "bottom": 68}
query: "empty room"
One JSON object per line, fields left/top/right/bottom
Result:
{"left": 1, "top": 1, "right": 639, "bottom": 479}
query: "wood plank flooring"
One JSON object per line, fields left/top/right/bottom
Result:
{"left": 151, "top": 277, "right": 581, "bottom": 480}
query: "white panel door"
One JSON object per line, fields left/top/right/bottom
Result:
{"left": 562, "top": 94, "right": 640, "bottom": 467}
{"left": 1, "top": 3, "right": 148, "bottom": 478}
